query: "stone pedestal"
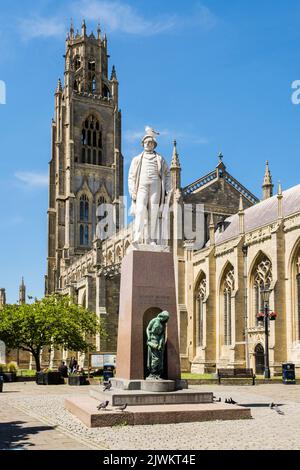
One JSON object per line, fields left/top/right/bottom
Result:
{"left": 115, "top": 248, "right": 181, "bottom": 382}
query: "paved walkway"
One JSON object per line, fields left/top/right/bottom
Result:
{"left": 1, "top": 382, "right": 300, "bottom": 450}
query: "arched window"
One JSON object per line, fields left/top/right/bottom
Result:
{"left": 80, "top": 115, "right": 103, "bottom": 165}
{"left": 79, "top": 195, "right": 89, "bottom": 222}
{"left": 102, "top": 84, "right": 111, "bottom": 98}
{"left": 79, "top": 224, "right": 89, "bottom": 246}
{"left": 74, "top": 55, "right": 81, "bottom": 71}
{"left": 98, "top": 196, "right": 106, "bottom": 206}
{"left": 79, "top": 225, "right": 84, "bottom": 245}
{"left": 252, "top": 256, "right": 272, "bottom": 325}
{"left": 196, "top": 276, "right": 206, "bottom": 347}
{"left": 294, "top": 253, "right": 300, "bottom": 340}
{"left": 88, "top": 59, "right": 96, "bottom": 92}
{"left": 84, "top": 225, "right": 89, "bottom": 245}
{"left": 221, "top": 266, "right": 235, "bottom": 346}
{"left": 297, "top": 274, "right": 300, "bottom": 340}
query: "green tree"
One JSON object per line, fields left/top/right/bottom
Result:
{"left": 0, "top": 294, "right": 105, "bottom": 371}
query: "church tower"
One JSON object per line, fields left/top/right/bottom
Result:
{"left": 19, "top": 277, "right": 26, "bottom": 305}
{"left": 46, "top": 21, "right": 123, "bottom": 294}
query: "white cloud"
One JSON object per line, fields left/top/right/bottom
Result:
{"left": 15, "top": 171, "right": 48, "bottom": 188}
{"left": 75, "top": 0, "right": 177, "bottom": 35}
{"left": 17, "top": 2, "right": 217, "bottom": 41}
{"left": 18, "top": 16, "right": 65, "bottom": 40}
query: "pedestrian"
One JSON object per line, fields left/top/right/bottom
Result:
{"left": 58, "top": 361, "right": 68, "bottom": 378}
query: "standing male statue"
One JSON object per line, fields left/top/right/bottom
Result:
{"left": 128, "top": 127, "right": 171, "bottom": 245}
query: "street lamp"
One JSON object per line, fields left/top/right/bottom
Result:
{"left": 261, "top": 287, "right": 271, "bottom": 379}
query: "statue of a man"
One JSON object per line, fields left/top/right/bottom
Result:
{"left": 128, "top": 127, "right": 171, "bottom": 244}
{"left": 146, "top": 311, "right": 169, "bottom": 380}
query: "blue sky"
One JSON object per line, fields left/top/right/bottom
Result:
{"left": 1, "top": 0, "right": 300, "bottom": 303}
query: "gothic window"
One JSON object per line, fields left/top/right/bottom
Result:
{"left": 84, "top": 225, "right": 89, "bottom": 245}
{"left": 196, "top": 277, "right": 206, "bottom": 347}
{"left": 88, "top": 59, "right": 96, "bottom": 92}
{"left": 79, "top": 195, "right": 89, "bottom": 222}
{"left": 79, "top": 225, "right": 89, "bottom": 246}
{"left": 295, "top": 254, "right": 300, "bottom": 341}
{"left": 98, "top": 196, "right": 107, "bottom": 206}
{"left": 102, "top": 84, "right": 111, "bottom": 98}
{"left": 223, "top": 267, "right": 235, "bottom": 346}
{"left": 252, "top": 257, "right": 272, "bottom": 325}
{"left": 74, "top": 56, "right": 81, "bottom": 71}
{"left": 80, "top": 115, "right": 103, "bottom": 165}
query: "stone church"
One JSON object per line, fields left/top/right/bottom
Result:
{"left": 2, "top": 22, "right": 300, "bottom": 375}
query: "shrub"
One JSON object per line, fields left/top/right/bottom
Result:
{"left": 0, "top": 363, "right": 6, "bottom": 373}
{"left": 7, "top": 361, "right": 18, "bottom": 372}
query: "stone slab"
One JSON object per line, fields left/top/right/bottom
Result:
{"left": 89, "top": 387, "right": 214, "bottom": 406}
{"left": 141, "top": 379, "right": 175, "bottom": 392}
{"left": 65, "top": 396, "right": 252, "bottom": 428}
{"left": 110, "top": 378, "right": 187, "bottom": 391}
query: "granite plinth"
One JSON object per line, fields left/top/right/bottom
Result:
{"left": 89, "top": 387, "right": 213, "bottom": 406}
{"left": 65, "top": 396, "right": 252, "bottom": 428}
{"left": 115, "top": 249, "right": 181, "bottom": 382}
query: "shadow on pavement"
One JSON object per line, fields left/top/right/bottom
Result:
{"left": 0, "top": 420, "right": 56, "bottom": 450}
{"left": 239, "top": 403, "right": 284, "bottom": 408}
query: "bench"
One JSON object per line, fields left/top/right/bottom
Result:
{"left": 217, "top": 368, "right": 255, "bottom": 385}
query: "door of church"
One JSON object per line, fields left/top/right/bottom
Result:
{"left": 254, "top": 343, "right": 264, "bottom": 375}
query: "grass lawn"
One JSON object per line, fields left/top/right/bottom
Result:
{"left": 181, "top": 373, "right": 215, "bottom": 380}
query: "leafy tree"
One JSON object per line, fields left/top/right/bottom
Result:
{"left": 0, "top": 294, "right": 106, "bottom": 371}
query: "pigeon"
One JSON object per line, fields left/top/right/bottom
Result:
{"left": 213, "top": 396, "right": 221, "bottom": 402}
{"left": 270, "top": 403, "right": 284, "bottom": 415}
{"left": 229, "top": 397, "right": 237, "bottom": 405}
{"left": 97, "top": 400, "right": 109, "bottom": 411}
{"left": 145, "top": 126, "right": 160, "bottom": 137}
{"left": 116, "top": 403, "right": 127, "bottom": 412}
{"left": 103, "top": 382, "right": 112, "bottom": 391}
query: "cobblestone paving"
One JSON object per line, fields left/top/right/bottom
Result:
{"left": 1, "top": 382, "right": 300, "bottom": 450}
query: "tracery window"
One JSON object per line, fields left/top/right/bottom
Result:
{"left": 88, "top": 59, "right": 96, "bottom": 93}
{"left": 74, "top": 55, "right": 81, "bottom": 71}
{"left": 80, "top": 115, "right": 103, "bottom": 165}
{"left": 196, "top": 277, "right": 206, "bottom": 347}
{"left": 79, "top": 224, "right": 89, "bottom": 246}
{"left": 223, "top": 268, "right": 235, "bottom": 346}
{"left": 79, "top": 195, "right": 89, "bottom": 222}
{"left": 296, "top": 256, "right": 300, "bottom": 340}
{"left": 253, "top": 257, "right": 272, "bottom": 325}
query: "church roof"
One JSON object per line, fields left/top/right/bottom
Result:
{"left": 215, "top": 184, "right": 300, "bottom": 245}
{"left": 183, "top": 157, "right": 259, "bottom": 205}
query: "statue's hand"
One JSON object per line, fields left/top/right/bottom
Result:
{"left": 132, "top": 192, "right": 137, "bottom": 202}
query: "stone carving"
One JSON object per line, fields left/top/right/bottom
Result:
{"left": 146, "top": 311, "right": 170, "bottom": 379}
{"left": 224, "top": 268, "right": 235, "bottom": 292}
{"left": 197, "top": 277, "right": 207, "bottom": 301}
{"left": 254, "top": 258, "right": 272, "bottom": 289}
{"left": 128, "top": 127, "right": 171, "bottom": 245}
